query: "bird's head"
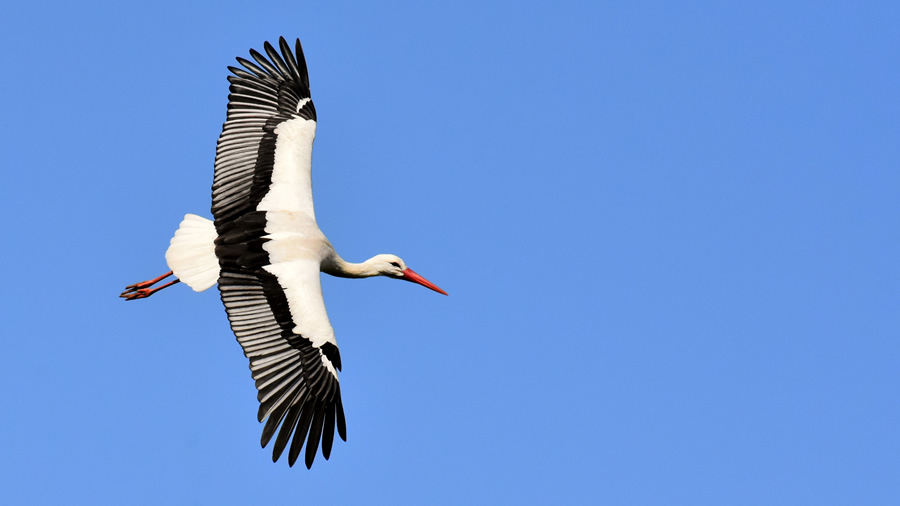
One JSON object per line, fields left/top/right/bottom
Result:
{"left": 371, "top": 254, "right": 448, "bottom": 295}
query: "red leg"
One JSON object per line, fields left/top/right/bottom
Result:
{"left": 120, "top": 271, "right": 181, "bottom": 300}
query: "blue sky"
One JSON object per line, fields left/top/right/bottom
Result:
{"left": 2, "top": 1, "right": 898, "bottom": 504}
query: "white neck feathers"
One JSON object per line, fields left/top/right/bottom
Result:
{"left": 321, "top": 255, "right": 382, "bottom": 278}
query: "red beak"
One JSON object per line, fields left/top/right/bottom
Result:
{"left": 401, "top": 268, "right": 448, "bottom": 296}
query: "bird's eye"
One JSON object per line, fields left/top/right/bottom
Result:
{"left": 390, "top": 262, "right": 401, "bottom": 268}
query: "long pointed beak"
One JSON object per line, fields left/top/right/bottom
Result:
{"left": 401, "top": 268, "right": 448, "bottom": 296}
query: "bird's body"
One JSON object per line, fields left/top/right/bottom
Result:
{"left": 122, "top": 38, "right": 445, "bottom": 469}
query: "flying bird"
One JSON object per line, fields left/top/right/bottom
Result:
{"left": 121, "top": 38, "right": 447, "bottom": 469}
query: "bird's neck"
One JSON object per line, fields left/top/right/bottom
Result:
{"left": 322, "top": 254, "right": 381, "bottom": 279}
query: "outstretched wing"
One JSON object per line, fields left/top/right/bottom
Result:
{"left": 217, "top": 258, "right": 346, "bottom": 469}
{"left": 212, "top": 37, "right": 318, "bottom": 223}
{"left": 211, "top": 38, "right": 345, "bottom": 469}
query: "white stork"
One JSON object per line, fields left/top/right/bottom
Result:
{"left": 121, "top": 38, "right": 447, "bottom": 469}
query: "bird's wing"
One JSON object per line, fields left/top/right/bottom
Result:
{"left": 211, "top": 38, "right": 345, "bottom": 469}
{"left": 211, "top": 37, "right": 318, "bottom": 223}
{"left": 217, "top": 259, "right": 345, "bottom": 469}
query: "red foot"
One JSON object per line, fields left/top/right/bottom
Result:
{"left": 122, "top": 287, "right": 155, "bottom": 300}
{"left": 120, "top": 271, "right": 180, "bottom": 301}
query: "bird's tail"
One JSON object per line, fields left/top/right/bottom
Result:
{"left": 165, "top": 214, "right": 219, "bottom": 292}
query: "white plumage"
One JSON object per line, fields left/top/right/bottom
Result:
{"left": 165, "top": 214, "right": 218, "bottom": 292}
{"left": 121, "top": 37, "right": 446, "bottom": 469}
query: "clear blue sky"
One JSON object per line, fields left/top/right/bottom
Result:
{"left": 2, "top": 1, "right": 898, "bottom": 504}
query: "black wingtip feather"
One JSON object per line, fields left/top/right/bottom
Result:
{"left": 288, "top": 401, "right": 316, "bottom": 467}
{"left": 295, "top": 38, "right": 310, "bottom": 90}
{"left": 278, "top": 37, "right": 298, "bottom": 80}
{"left": 249, "top": 48, "right": 280, "bottom": 78}
{"left": 336, "top": 394, "right": 347, "bottom": 442}
{"left": 227, "top": 66, "right": 247, "bottom": 78}
{"left": 260, "top": 397, "right": 292, "bottom": 448}
{"left": 322, "top": 403, "right": 336, "bottom": 460}
{"left": 305, "top": 402, "right": 326, "bottom": 469}
{"left": 272, "top": 402, "right": 303, "bottom": 463}
{"left": 263, "top": 40, "right": 291, "bottom": 79}
{"left": 234, "top": 56, "right": 268, "bottom": 79}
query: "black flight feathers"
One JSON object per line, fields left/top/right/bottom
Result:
{"left": 226, "top": 37, "right": 316, "bottom": 121}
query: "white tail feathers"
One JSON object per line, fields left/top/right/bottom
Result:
{"left": 165, "top": 214, "right": 219, "bottom": 292}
